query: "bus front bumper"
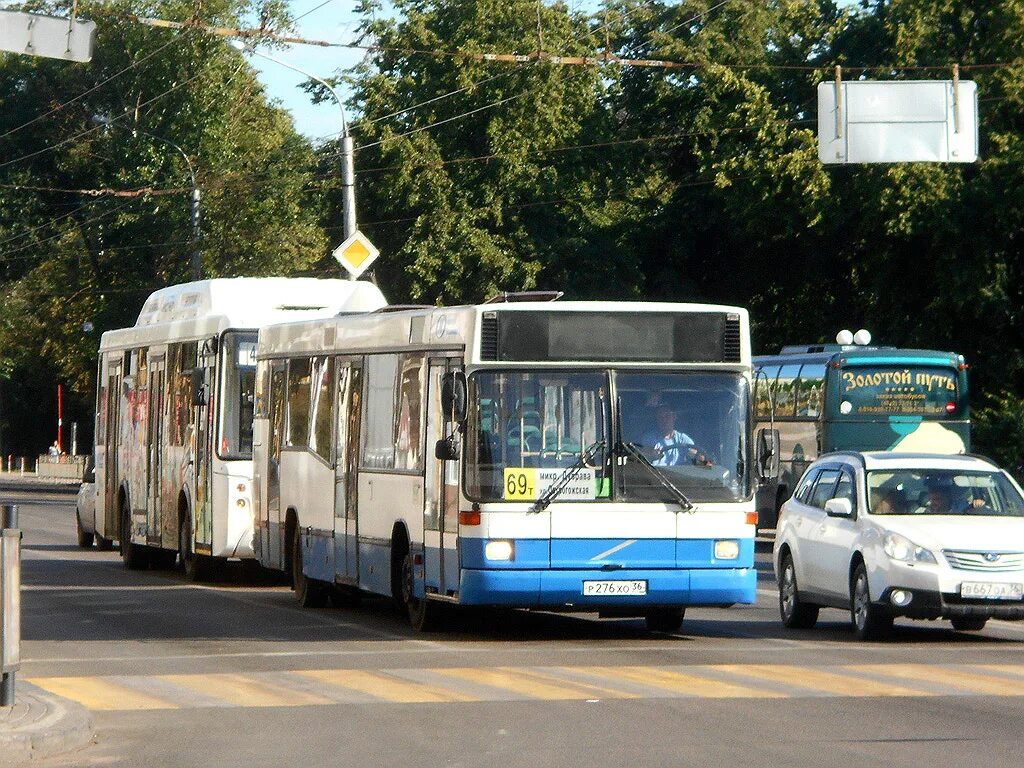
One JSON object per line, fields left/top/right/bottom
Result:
{"left": 457, "top": 567, "right": 756, "bottom": 608}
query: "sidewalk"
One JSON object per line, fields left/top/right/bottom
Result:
{"left": 0, "top": 682, "right": 94, "bottom": 763}
{"left": 0, "top": 472, "right": 80, "bottom": 496}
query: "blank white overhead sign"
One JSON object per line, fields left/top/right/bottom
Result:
{"left": 818, "top": 80, "right": 978, "bottom": 164}
{"left": 0, "top": 11, "right": 96, "bottom": 63}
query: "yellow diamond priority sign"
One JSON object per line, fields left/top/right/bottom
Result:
{"left": 333, "top": 231, "right": 379, "bottom": 278}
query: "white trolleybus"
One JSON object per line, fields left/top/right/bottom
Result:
{"left": 253, "top": 293, "right": 775, "bottom": 631}
{"left": 92, "top": 278, "right": 386, "bottom": 578}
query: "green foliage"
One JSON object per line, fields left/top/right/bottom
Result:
{"left": 0, "top": 0, "right": 325, "bottom": 453}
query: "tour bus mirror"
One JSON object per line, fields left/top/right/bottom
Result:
{"left": 757, "top": 428, "right": 780, "bottom": 481}
{"left": 190, "top": 369, "right": 207, "bottom": 406}
{"left": 435, "top": 435, "right": 460, "bottom": 462}
{"left": 825, "top": 497, "right": 853, "bottom": 518}
{"left": 440, "top": 371, "right": 468, "bottom": 423}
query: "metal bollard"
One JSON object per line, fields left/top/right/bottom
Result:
{"left": 1, "top": 504, "right": 20, "bottom": 707}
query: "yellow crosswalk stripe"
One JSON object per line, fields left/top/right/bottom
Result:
{"left": 712, "top": 664, "right": 926, "bottom": 697}
{"left": 434, "top": 667, "right": 613, "bottom": 700}
{"left": 159, "top": 673, "right": 334, "bottom": 708}
{"left": 575, "top": 665, "right": 785, "bottom": 699}
{"left": 31, "top": 676, "right": 180, "bottom": 711}
{"left": 28, "top": 663, "right": 1024, "bottom": 712}
{"left": 854, "top": 664, "right": 1024, "bottom": 696}
{"left": 296, "top": 669, "right": 478, "bottom": 703}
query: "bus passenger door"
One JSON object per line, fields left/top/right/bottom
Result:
{"left": 146, "top": 357, "right": 165, "bottom": 545}
{"left": 103, "top": 361, "right": 122, "bottom": 540}
{"left": 333, "top": 359, "right": 362, "bottom": 583}
{"left": 265, "top": 361, "right": 287, "bottom": 568}
{"left": 424, "top": 359, "right": 462, "bottom": 598}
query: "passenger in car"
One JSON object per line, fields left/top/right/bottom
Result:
{"left": 872, "top": 490, "right": 906, "bottom": 515}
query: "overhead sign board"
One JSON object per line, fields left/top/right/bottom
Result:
{"left": 818, "top": 80, "right": 978, "bottom": 164}
{"left": 332, "top": 231, "right": 379, "bottom": 279}
{"left": 0, "top": 10, "right": 96, "bottom": 63}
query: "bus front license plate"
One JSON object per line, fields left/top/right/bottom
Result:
{"left": 960, "top": 582, "right": 1023, "bottom": 600}
{"left": 583, "top": 580, "right": 647, "bottom": 596}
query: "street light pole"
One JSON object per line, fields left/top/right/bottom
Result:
{"left": 93, "top": 117, "right": 202, "bottom": 281}
{"left": 228, "top": 39, "right": 356, "bottom": 242}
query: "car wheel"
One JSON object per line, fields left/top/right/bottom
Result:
{"left": 75, "top": 511, "right": 94, "bottom": 549}
{"left": 950, "top": 617, "right": 988, "bottom": 632}
{"left": 850, "top": 562, "right": 893, "bottom": 641}
{"left": 778, "top": 552, "right": 819, "bottom": 629}
{"left": 644, "top": 608, "right": 686, "bottom": 633}
{"left": 291, "top": 525, "right": 328, "bottom": 608}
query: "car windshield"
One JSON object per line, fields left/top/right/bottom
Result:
{"left": 616, "top": 372, "right": 749, "bottom": 503}
{"left": 867, "top": 469, "right": 1024, "bottom": 517}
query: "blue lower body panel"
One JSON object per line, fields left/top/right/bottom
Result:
{"left": 458, "top": 567, "right": 755, "bottom": 608}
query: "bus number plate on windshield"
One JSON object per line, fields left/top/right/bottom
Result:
{"left": 960, "top": 582, "right": 1023, "bottom": 600}
{"left": 583, "top": 580, "right": 647, "bottom": 596}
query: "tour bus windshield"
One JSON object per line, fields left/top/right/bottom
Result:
{"left": 839, "top": 365, "right": 959, "bottom": 417}
{"left": 219, "top": 331, "right": 258, "bottom": 458}
{"left": 465, "top": 370, "right": 749, "bottom": 503}
{"left": 867, "top": 469, "right": 1024, "bottom": 517}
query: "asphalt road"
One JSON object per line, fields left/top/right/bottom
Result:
{"left": 9, "top": 492, "right": 1024, "bottom": 768}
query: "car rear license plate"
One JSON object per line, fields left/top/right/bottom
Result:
{"left": 960, "top": 581, "right": 1024, "bottom": 600}
{"left": 582, "top": 580, "right": 647, "bottom": 596}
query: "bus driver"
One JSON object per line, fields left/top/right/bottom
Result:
{"left": 644, "top": 404, "right": 711, "bottom": 467}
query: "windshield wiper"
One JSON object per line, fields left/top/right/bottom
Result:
{"left": 616, "top": 439, "right": 694, "bottom": 512}
{"left": 530, "top": 440, "right": 606, "bottom": 514}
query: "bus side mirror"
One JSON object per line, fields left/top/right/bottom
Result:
{"left": 191, "top": 369, "right": 207, "bottom": 406}
{"left": 757, "top": 428, "right": 780, "bottom": 481}
{"left": 440, "top": 371, "right": 468, "bottom": 423}
{"left": 435, "top": 435, "right": 460, "bottom": 462}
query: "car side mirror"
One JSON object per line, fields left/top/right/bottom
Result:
{"left": 825, "top": 497, "right": 853, "bottom": 518}
{"left": 191, "top": 368, "right": 207, "bottom": 406}
{"left": 440, "top": 371, "right": 468, "bottom": 423}
{"left": 756, "top": 428, "right": 780, "bottom": 481}
{"left": 435, "top": 436, "right": 460, "bottom": 462}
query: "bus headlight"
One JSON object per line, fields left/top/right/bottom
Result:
{"left": 485, "top": 540, "right": 515, "bottom": 561}
{"left": 714, "top": 540, "right": 740, "bottom": 560}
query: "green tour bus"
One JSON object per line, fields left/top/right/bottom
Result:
{"left": 753, "top": 341, "right": 970, "bottom": 529}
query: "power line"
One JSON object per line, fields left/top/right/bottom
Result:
{"left": 292, "top": 0, "right": 339, "bottom": 25}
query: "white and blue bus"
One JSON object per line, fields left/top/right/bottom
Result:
{"left": 252, "top": 295, "right": 769, "bottom": 631}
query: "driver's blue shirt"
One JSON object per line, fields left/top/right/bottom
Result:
{"left": 643, "top": 428, "right": 695, "bottom": 466}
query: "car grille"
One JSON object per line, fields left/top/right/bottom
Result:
{"left": 943, "top": 550, "right": 1024, "bottom": 572}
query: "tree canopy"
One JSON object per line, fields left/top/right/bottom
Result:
{"left": 2, "top": 0, "right": 1023, "bottom": 466}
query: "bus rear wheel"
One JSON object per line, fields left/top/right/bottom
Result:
{"left": 120, "top": 504, "right": 149, "bottom": 570}
{"left": 178, "top": 511, "right": 210, "bottom": 582}
{"left": 644, "top": 608, "right": 685, "bottom": 633}
{"left": 291, "top": 524, "right": 328, "bottom": 608}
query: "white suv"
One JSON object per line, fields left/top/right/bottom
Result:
{"left": 773, "top": 452, "right": 1024, "bottom": 639}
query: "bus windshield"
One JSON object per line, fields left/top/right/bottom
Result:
{"left": 465, "top": 371, "right": 611, "bottom": 501}
{"left": 617, "top": 372, "right": 749, "bottom": 503}
{"left": 219, "top": 331, "right": 258, "bottom": 459}
{"left": 465, "top": 370, "right": 749, "bottom": 503}
{"left": 839, "top": 365, "right": 959, "bottom": 417}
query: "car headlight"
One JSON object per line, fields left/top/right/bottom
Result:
{"left": 883, "top": 532, "right": 936, "bottom": 564}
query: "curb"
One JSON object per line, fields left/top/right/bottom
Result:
{"left": 0, "top": 682, "right": 94, "bottom": 764}
{"left": 0, "top": 481, "right": 80, "bottom": 497}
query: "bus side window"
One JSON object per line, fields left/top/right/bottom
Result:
{"left": 796, "top": 365, "right": 825, "bottom": 417}
{"left": 754, "top": 366, "right": 779, "bottom": 418}
{"left": 362, "top": 354, "right": 399, "bottom": 470}
{"left": 775, "top": 365, "right": 800, "bottom": 418}
{"left": 286, "top": 358, "right": 313, "bottom": 448}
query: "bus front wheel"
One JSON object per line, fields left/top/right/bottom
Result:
{"left": 401, "top": 552, "right": 444, "bottom": 632}
{"left": 120, "top": 504, "right": 149, "bottom": 570}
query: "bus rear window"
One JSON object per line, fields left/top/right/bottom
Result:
{"left": 839, "top": 366, "right": 958, "bottom": 416}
